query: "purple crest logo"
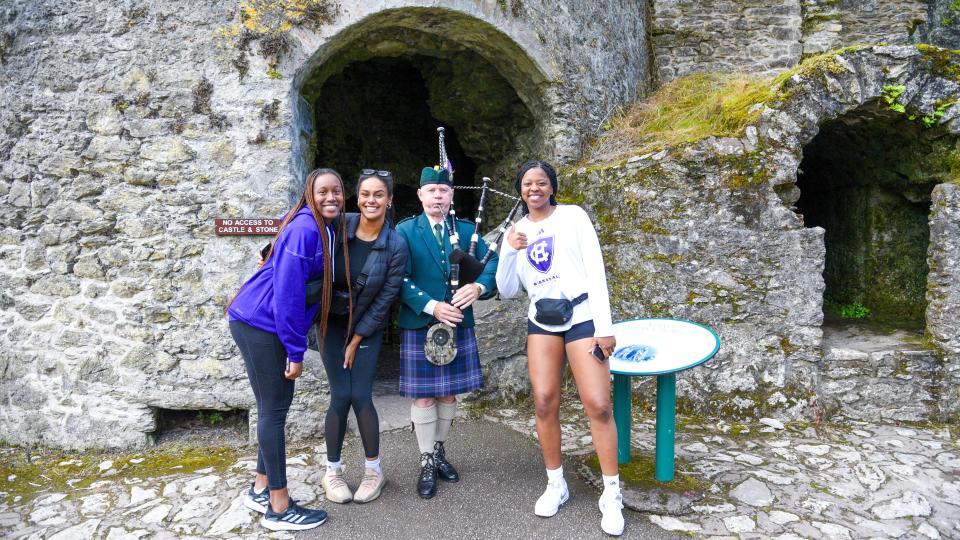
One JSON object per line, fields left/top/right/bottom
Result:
{"left": 526, "top": 236, "right": 554, "bottom": 273}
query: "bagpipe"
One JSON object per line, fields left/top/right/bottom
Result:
{"left": 436, "top": 127, "right": 522, "bottom": 285}
{"left": 424, "top": 127, "right": 522, "bottom": 366}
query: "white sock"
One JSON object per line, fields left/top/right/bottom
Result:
{"left": 253, "top": 484, "right": 266, "bottom": 494}
{"left": 365, "top": 456, "right": 382, "bottom": 474}
{"left": 411, "top": 403, "right": 438, "bottom": 459}
{"left": 546, "top": 465, "right": 564, "bottom": 485}
{"left": 435, "top": 400, "right": 457, "bottom": 443}
{"left": 602, "top": 474, "right": 621, "bottom": 494}
{"left": 326, "top": 459, "right": 342, "bottom": 471}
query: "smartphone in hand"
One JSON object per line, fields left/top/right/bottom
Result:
{"left": 591, "top": 345, "right": 607, "bottom": 363}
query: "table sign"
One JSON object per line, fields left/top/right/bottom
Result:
{"left": 610, "top": 318, "right": 720, "bottom": 481}
{"left": 215, "top": 218, "right": 279, "bottom": 236}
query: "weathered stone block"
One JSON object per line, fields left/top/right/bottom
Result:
{"left": 110, "top": 280, "right": 143, "bottom": 298}
{"left": 29, "top": 274, "right": 80, "bottom": 297}
{"left": 73, "top": 253, "right": 105, "bottom": 279}
{"left": 139, "top": 137, "right": 194, "bottom": 163}
{"left": 14, "top": 297, "right": 52, "bottom": 322}
{"left": 124, "top": 345, "right": 178, "bottom": 374}
{"left": 45, "top": 201, "right": 101, "bottom": 223}
{"left": 81, "top": 135, "right": 140, "bottom": 161}
{"left": 117, "top": 217, "right": 162, "bottom": 239}
{"left": 86, "top": 106, "right": 123, "bottom": 135}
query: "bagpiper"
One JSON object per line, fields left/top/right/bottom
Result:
{"left": 395, "top": 165, "right": 498, "bottom": 498}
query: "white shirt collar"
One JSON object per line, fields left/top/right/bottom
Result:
{"left": 426, "top": 214, "right": 445, "bottom": 229}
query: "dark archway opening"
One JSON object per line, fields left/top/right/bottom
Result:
{"left": 796, "top": 103, "right": 950, "bottom": 333}
{"left": 312, "top": 56, "right": 480, "bottom": 222}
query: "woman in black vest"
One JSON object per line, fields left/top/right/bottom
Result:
{"left": 320, "top": 169, "right": 408, "bottom": 504}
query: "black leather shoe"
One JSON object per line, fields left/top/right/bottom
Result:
{"left": 417, "top": 452, "right": 437, "bottom": 499}
{"left": 434, "top": 441, "right": 460, "bottom": 483}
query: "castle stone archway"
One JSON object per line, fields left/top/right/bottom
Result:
{"left": 289, "top": 7, "right": 554, "bottom": 220}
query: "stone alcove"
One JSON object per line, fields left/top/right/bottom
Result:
{"left": 795, "top": 103, "right": 950, "bottom": 331}
{"left": 762, "top": 47, "right": 960, "bottom": 421}
{"left": 291, "top": 8, "right": 553, "bottom": 221}
{"left": 793, "top": 102, "right": 957, "bottom": 420}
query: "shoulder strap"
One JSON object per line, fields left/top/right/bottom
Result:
{"left": 571, "top": 292, "right": 588, "bottom": 306}
{"left": 351, "top": 245, "right": 379, "bottom": 293}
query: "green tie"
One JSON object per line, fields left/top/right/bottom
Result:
{"left": 434, "top": 223, "right": 443, "bottom": 247}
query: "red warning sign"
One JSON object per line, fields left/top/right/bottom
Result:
{"left": 215, "top": 218, "right": 279, "bottom": 236}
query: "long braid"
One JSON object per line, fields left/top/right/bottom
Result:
{"left": 316, "top": 209, "right": 333, "bottom": 343}
{"left": 310, "top": 168, "right": 346, "bottom": 344}
{"left": 341, "top": 215, "right": 353, "bottom": 342}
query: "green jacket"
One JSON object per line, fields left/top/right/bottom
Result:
{"left": 396, "top": 213, "right": 498, "bottom": 329}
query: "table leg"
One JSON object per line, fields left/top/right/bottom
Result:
{"left": 612, "top": 373, "right": 632, "bottom": 464}
{"left": 654, "top": 373, "right": 677, "bottom": 481}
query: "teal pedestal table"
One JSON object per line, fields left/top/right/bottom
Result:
{"left": 610, "top": 318, "right": 720, "bottom": 481}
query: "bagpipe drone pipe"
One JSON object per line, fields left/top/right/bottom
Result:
{"left": 436, "top": 126, "right": 522, "bottom": 286}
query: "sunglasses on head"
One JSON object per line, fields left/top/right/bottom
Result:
{"left": 361, "top": 169, "right": 391, "bottom": 178}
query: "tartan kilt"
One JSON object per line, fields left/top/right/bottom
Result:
{"left": 399, "top": 326, "right": 484, "bottom": 398}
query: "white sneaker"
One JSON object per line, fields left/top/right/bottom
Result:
{"left": 353, "top": 467, "right": 385, "bottom": 503}
{"left": 322, "top": 467, "right": 352, "bottom": 504}
{"left": 534, "top": 479, "right": 569, "bottom": 517}
{"left": 599, "top": 490, "right": 625, "bottom": 536}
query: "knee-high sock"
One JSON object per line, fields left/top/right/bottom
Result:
{"left": 410, "top": 403, "right": 437, "bottom": 457}
{"left": 435, "top": 400, "right": 457, "bottom": 443}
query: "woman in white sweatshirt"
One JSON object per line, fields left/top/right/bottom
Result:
{"left": 495, "top": 160, "right": 624, "bottom": 536}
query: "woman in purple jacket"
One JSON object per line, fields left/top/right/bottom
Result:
{"left": 227, "top": 168, "right": 345, "bottom": 532}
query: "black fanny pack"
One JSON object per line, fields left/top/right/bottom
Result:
{"left": 534, "top": 293, "right": 588, "bottom": 326}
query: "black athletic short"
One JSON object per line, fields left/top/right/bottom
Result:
{"left": 527, "top": 319, "right": 595, "bottom": 344}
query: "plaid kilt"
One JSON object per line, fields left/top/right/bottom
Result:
{"left": 399, "top": 326, "right": 484, "bottom": 398}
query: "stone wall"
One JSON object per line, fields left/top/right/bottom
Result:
{"left": 650, "top": 0, "right": 942, "bottom": 84}
{"left": 918, "top": 0, "right": 960, "bottom": 48}
{"left": 0, "top": 0, "right": 650, "bottom": 450}
{"left": 650, "top": 0, "right": 803, "bottom": 83}
{"left": 802, "top": 0, "right": 930, "bottom": 56}
{"left": 927, "top": 183, "right": 960, "bottom": 420}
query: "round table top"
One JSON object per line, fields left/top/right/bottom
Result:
{"left": 609, "top": 318, "right": 720, "bottom": 376}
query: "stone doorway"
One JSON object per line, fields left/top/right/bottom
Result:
{"left": 295, "top": 17, "right": 545, "bottom": 222}
{"left": 795, "top": 103, "right": 942, "bottom": 332}
{"left": 794, "top": 102, "right": 955, "bottom": 421}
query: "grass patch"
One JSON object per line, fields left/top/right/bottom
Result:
{"left": 586, "top": 453, "right": 704, "bottom": 494}
{"left": 592, "top": 72, "right": 772, "bottom": 161}
{"left": 590, "top": 46, "right": 874, "bottom": 163}
{"left": 0, "top": 444, "right": 238, "bottom": 506}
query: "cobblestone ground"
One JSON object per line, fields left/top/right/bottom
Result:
{"left": 2, "top": 400, "right": 958, "bottom": 539}
{"left": 486, "top": 402, "right": 960, "bottom": 540}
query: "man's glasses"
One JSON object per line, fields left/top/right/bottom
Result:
{"left": 361, "top": 169, "right": 391, "bottom": 178}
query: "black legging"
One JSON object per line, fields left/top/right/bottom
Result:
{"left": 230, "top": 320, "right": 293, "bottom": 490}
{"left": 321, "top": 321, "right": 383, "bottom": 461}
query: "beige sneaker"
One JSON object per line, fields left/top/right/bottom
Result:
{"left": 353, "top": 467, "right": 385, "bottom": 504}
{"left": 322, "top": 467, "right": 352, "bottom": 503}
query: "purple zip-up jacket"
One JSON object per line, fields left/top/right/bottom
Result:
{"left": 228, "top": 207, "right": 332, "bottom": 362}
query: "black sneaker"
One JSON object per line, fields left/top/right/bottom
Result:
{"left": 260, "top": 500, "right": 328, "bottom": 531}
{"left": 243, "top": 483, "right": 269, "bottom": 514}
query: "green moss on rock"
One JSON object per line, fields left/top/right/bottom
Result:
{"left": 916, "top": 44, "right": 960, "bottom": 82}
{"left": 0, "top": 444, "right": 238, "bottom": 505}
{"left": 585, "top": 453, "right": 704, "bottom": 494}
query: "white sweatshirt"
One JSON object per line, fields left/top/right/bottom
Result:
{"left": 495, "top": 205, "right": 614, "bottom": 337}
